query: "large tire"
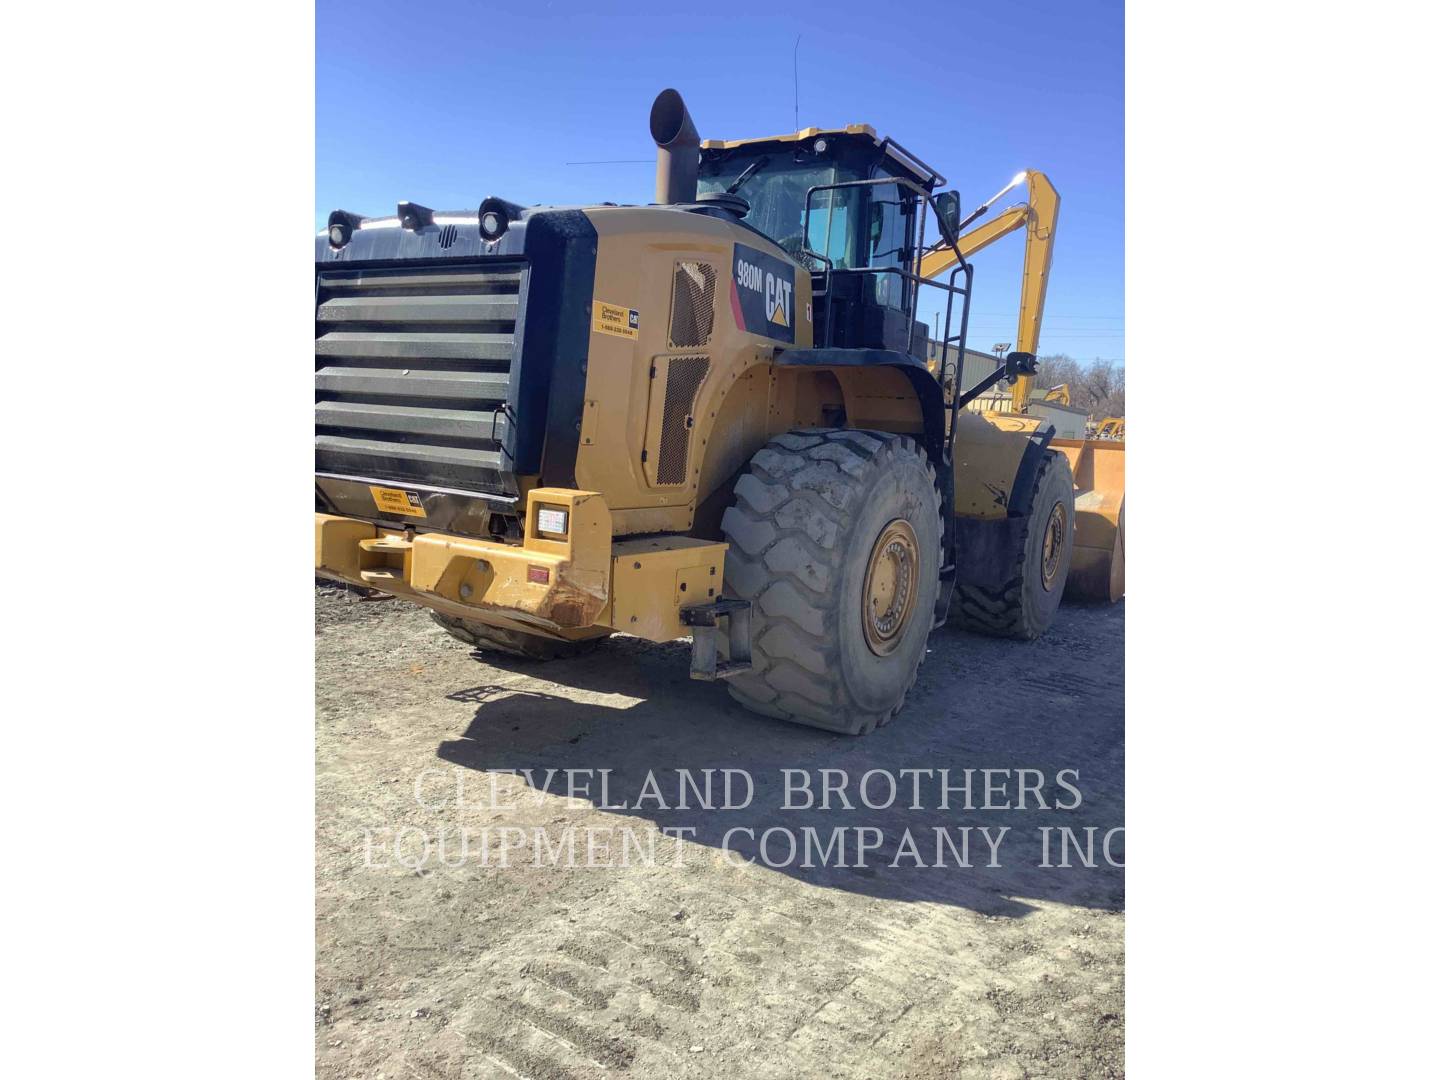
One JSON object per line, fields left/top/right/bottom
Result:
{"left": 429, "top": 611, "right": 604, "bottom": 661}
{"left": 721, "top": 429, "right": 942, "bottom": 736}
{"left": 950, "top": 449, "right": 1075, "bottom": 640}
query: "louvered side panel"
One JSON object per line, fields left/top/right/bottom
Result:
{"left": 314, "top": 263, "right": 525, "bottom": 493}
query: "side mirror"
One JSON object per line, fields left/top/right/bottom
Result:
{"left": 934, "top": 190, "right": 961, "bottom": 241}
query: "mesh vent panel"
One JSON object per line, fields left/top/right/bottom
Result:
{"left": 657, "top": 356, "right": 709, "bottom": 485}
{"left": 668, "top": 262, "right": 716, "bottom": 348}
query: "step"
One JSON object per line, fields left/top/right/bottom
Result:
{"left": 358, "top": 567, "right": 404, "bottom": 585}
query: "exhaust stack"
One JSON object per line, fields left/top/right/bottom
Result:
{"left": 649, "top": 88, "right": 700, "bottom": 204}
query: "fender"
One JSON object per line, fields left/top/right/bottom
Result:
{"left": 774, "top": 350, "right": 1053, "bottom": 592}
{"left": 772, "top": 348, "right": 947, "bottom": 467}
{"left": 950, "top": 411, "right": 1056, "bottom": 588}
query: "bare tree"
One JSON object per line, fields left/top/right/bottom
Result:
{"left": 1036, "top": 353, "right": 1085, "bottom": 398}
{"left": 1103, "top": 366, "right": 1125, "bottom": 418}
{"left": 1082, "top": 359, "right": 1118, "bottom": 412}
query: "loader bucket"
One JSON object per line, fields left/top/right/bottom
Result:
{"left": 1050, "top": 438, "right": 1125, "bottom": 603}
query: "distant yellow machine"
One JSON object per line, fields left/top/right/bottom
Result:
{"left": 1043, "top": 384, "right": 1072, "bottom": 405}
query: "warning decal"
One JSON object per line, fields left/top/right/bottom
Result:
{"left": 730, "top": 242, "right": 795, "bottom": 344}
{"left": 592, "top": 300, "right": 640, "bottom": 339}
{"left": 369, "top": 486, "right": 428, "bottom": 518}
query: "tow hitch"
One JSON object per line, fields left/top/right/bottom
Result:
{"left": 681, "top": 598, "right": 753, "bottom": 680}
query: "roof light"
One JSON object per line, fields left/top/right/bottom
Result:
{"left": 325, "top": 210, "right": 364, "bottom": 249}
{"left": 478, "top": 197, "right": 515, "bottom": 242}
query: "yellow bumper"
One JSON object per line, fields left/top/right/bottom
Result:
{"left": 315, "top": 488, "right": 727, "bottom": 642}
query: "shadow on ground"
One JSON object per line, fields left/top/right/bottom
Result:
{"left": 436, "top": 604, "right": 1125, "bottom": 917}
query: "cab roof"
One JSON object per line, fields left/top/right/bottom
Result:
{"left": 699, "top": 125, "right": 944, "bottom": 189}
{"left": 699, "top": 124, "right": 879, "bottom": 150}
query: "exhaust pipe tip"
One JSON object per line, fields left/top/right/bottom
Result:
{"left": 649, "top": 88, "right": 694, "bottom": 146}
{"left": 650, "top": 88, "right": 700, "bottom": 205}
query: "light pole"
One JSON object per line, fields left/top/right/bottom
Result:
{"left": 992, "top": 344, "right": 1012, "bottom": 411}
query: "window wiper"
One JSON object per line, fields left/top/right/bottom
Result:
{"left": 726, "top": 156, "right": 771, "bottom": 195}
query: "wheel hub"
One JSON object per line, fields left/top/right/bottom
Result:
{"left": 1041, "top": 502, "right": 1068, "bottom": 591}
{"left": 862, "top": 519, "right": 920, "bottom": 656}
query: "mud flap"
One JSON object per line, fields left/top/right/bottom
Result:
{"left": 681, "top": 598, "right": 753, "bottom": 680}
{"left": 946, "top": 427, "right": 1054, "bottom": 593}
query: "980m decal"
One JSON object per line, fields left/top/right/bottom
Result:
{"left": 731, "top": 242, "right": 795, "bottom": 344}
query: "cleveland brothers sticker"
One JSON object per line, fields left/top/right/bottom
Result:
{"left": 730, "top": 242, "right": 795, "bottom": 344}
{"left": 592, "top": 300, "right": 640, "bottom": 339}
{"left": 369, "top": 485, "right": 427, "bottom": 518}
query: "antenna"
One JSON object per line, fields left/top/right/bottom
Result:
{"left": 793, "top": 35, "right": 801, "bottom": 132}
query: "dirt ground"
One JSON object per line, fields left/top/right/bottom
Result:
{"left": 316, "top": 583, "right": 1125, "bottom": 1079}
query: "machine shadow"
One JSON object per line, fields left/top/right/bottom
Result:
{"left": 435, "top": 624, "right": 1124, "bottom": 918}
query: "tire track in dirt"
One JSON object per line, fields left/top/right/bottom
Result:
{"left": 316, "top": 587, "right": 1125, "bottom": 1078}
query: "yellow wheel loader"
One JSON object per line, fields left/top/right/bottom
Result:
{"left": 314, "top": 89, "right": 1125, "bottom": 735}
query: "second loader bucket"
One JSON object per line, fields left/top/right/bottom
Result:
{"left": 1050, "top": 438, "right": 1125, "bottom": 603}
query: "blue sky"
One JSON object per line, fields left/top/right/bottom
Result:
{"left": 317, "top": 0, "right": 1123, "bottom": 361}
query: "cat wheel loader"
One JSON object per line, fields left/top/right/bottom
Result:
{"left": 314, "top": 89, "right": 1125, "bottom": 735}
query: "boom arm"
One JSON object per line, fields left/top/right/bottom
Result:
{"left": 920, "top": 171, "right": 1059, "bottom": 409}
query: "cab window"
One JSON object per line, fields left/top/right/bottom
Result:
{"left": 697, "top": 155, "right": 862, "bottom": 268}
{"left": 865, "top": 189, "right": 911, "bottom": 308}
{"left": 859, "top": 156, "right": 925, "bottom": 310}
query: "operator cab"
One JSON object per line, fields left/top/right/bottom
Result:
{"left": 697, "top": 126, "right": 961, "bottom": 356}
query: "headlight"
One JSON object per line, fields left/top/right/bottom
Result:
{"left": 326, "top": 209, "right": 362, "bottom": 249}
{"left": 478, "top": 201, "right": 509, "bottom": 241}
{"left": 479, "top": 197, "right": 522, "bottom": 242}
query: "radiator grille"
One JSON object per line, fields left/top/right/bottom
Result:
{"left": 314, "top": 263, "right": 523, "bottom": 493}
{"left": 667, "top": 261, "right": 716, "bottom": 348}
{"left": 656, "top": 356, "right": 709, "bottom": 485}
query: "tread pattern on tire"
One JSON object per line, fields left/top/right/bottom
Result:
{"left": 430, "top": 611, "right": 602, "bottom": 661}
{"left": 949, "top": 449, "right": 1071, "bottom": 641}
{"left": 721, "top": 428, "right": 941, "bottom": 736}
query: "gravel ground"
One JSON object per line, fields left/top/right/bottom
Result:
{"left": 316, "top": 583, "right": 1125, "bottom": 1079}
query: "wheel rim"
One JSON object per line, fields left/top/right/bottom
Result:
{"left": 862, "top": 519, "right": 920, "bottom": 656}
{"left": 1041, "top": 502, "right": 1068, "bottom": 591}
